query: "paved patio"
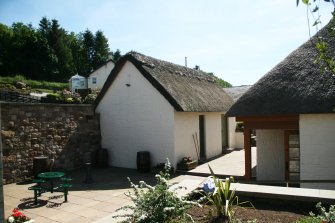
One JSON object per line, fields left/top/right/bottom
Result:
{"left": 11, "top": 148, "right": 329, "bottom": 223}
{"left": 4, "top": 167, "right": 205, "bottom": 223}
{"left": 4, "top": 148, "right": 254, "bottom": 222}
{"left": 188, "top": 147, "right": 257, "bottom": 178}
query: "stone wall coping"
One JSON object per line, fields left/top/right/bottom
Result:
{"left": 0, "top": 102, "right": 94, "bottom": 108}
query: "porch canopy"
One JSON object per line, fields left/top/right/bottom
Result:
{"left": 236, "top": 115, "right": 299, "bottom": 181}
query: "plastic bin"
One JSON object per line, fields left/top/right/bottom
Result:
{"left": 33, "top": 156, "right": 50, "bottom": 178}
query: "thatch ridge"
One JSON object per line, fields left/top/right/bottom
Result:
{"left": 96, "top": 51, "right": 234, "bottom": 112}
{"left": 223, "top": 85, "right": 252, "bottom": 102}
{"left": 226, "top": 19, "right": 335, "bottom": 117}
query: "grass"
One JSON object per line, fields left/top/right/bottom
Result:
{"left": 0, "top": 75, "right": 68, "bottom": 91}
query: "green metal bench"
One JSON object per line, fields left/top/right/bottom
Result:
{"left": 59, "top": 183, "right": 72, "bottom": 202}
{"left": 60, "top": 177, "right": 72, "bottom": 182}
{"left": 28, "top": 185, "right": 42, "bottom": 205}
{"left": 32, "top": 179, "right": 46, "bottom": 196}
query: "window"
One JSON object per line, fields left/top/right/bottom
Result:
{"left": 92, "top": 77, "right": 97, "bottom": 84}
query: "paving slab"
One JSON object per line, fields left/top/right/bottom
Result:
{"left": 188, "top": 147, "right": 257, "bottom": 177}
{"left": 232, "top": 183, "right": 335, "bottom": 203}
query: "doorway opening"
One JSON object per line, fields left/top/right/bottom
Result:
{"left": 199, "top": 115, "right": 206, "bottom": 160}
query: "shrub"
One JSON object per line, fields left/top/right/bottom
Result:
{"left": 83, "top": 93, "right": 97, "bottom": 104}
{"left": 46, "top": 93, "right": 60, "bottom": 101}
{"left": 114, "top": 158, "right": 201, "bottom": 223}
{"left": 309, "top": 202, "right": 335, "bottom": 223}
{"left": 83, "top": 89, "right": 100, "bottom": 104}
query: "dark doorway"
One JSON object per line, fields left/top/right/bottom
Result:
{"left": 221, "top": 114, "right": 228, "bottom": 150}
{"left": 199, "top": 115, "right": 206, "bottom": 159}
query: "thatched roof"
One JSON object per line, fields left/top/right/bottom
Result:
{"left": 95, "top": 51, "right": 233, "bottom": 112}
{"left": 226, "top": 19, "right": 335, "bottom": 117}
{"left": 223, "top": 85, "right": 252, "bottom": 102}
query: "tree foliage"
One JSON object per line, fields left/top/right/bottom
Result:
{"left": 297, "top": 0, "right": 335, "bottom": 75}
{"left": 0, "top": 17, "right": 121, "bottom": 82}
{"left": 207, "top": 72, "right": 232, "bottom": 88}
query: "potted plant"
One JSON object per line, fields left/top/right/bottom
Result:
{"left": 7, "top": 209, "right": 34, "bottom": 223}
{"left": 177, "top": 156, "right": 197, "bottom": 171}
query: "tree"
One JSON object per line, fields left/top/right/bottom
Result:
{"left": 8, "top": 22, "right": 54, "bottom": 80}
{"left": 93, "top": 30, "right": 110, "bottom": 69}
{"left": 0, "top": 23, "right": 13, "bottom": 75}
{"left": 297, "top": 0, "right": 335, "bottom": 75}
{"left": 38, "top": 17, "right": 51, "bottom": 37}
{"left": 111, "top": 49, "right": 122, "bottom": 62}
{"left": 68, "top": 32, "right": 85, "bottom": 76}
{"left": 0, "top": 17, "right": 114, "bottom": 81}
{"left": 47, "top": 19, "right": 74, "bottom": 81}
{"left": 209, "top": 73, "right": 232, "bottom": 88}
{"left": 82, "top": 29, "right": 95, "bottom": 75}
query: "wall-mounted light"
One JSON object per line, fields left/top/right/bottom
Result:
{"left": 126, "top": 73, "right": 131, "bottom": 87}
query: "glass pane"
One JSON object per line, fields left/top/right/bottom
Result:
{"left": 289, "top": 160, "right": 300, "bottom": 172}
{"left": 289, "top": 173, "right": 300, "bottom": 181}
{"left": 289, "top": 134, "right": 299, "bottom": 147}
{"left": 289, "top": 147, "right": 300, "bottom": 159}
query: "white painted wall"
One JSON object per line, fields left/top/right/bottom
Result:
{"left": 96, "top": 61, "right": 175, "bottom": 169}
{"left": 174, "top": 112, "right": 223, "bottom": 164}
{"left": 88, "top": 61, "right": 115, "bottom": 90}
{"left": 300, "top": 114, "right": 335, "bottom": 190}
{"left": 174, "top": 113, "right": 199, "bottom": 163}
{"left": 256, "top": 129, "right": 285, "bottom": 181}
{"left": 228, "top": 117, "right": 244, "bottom": 149}
{"left": 205, "top": 113, "right": 223, "bottom": 158}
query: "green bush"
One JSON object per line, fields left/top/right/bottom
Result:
{"left": 46, "top": 93, "right": 60, "bottom": 101}
{"left": 114, "top": 159, "right": 201, "bottom": 223}
{"left": 310, "top": 202, "right": 335, "bottom": 223}
{"left": 83, "top": 93, "right": 97, "bottom": 104}
{"left": 295, "top": 202, "right": 335, "bottom": 223}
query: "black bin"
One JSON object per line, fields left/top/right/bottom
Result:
{"left": 33, "top": 156, "right": 50, "bottom": 178}
{"left": 137, "top": 151, "right": 150, "bottom": 172}
{"left": 95, "top": 149, "right": 108, "bottom": 168}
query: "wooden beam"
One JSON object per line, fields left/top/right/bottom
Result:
{"left": 244, "top": 121, "right": 299, "bottom": 130}
{"left": 236, "top": 115, "right": 299, "bottom": 123}
{"left": 244, "top": 128, "right": 252, "bottom": 182}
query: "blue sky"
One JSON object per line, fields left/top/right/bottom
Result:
{"left": 0, "top": 0, "right": 334, "bottom": 86}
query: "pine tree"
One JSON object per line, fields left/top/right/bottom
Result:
{"left": 82, "top": 29, "right": 95, "bottom": 75}
{"left": 93, "top": 30, "right": 110, "bottom": 69}
{"left": 112, "top": 49, "right": 122, "bottom": 62}
{"left": 48, "top": 19, "right": 74, "bottom": 81}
